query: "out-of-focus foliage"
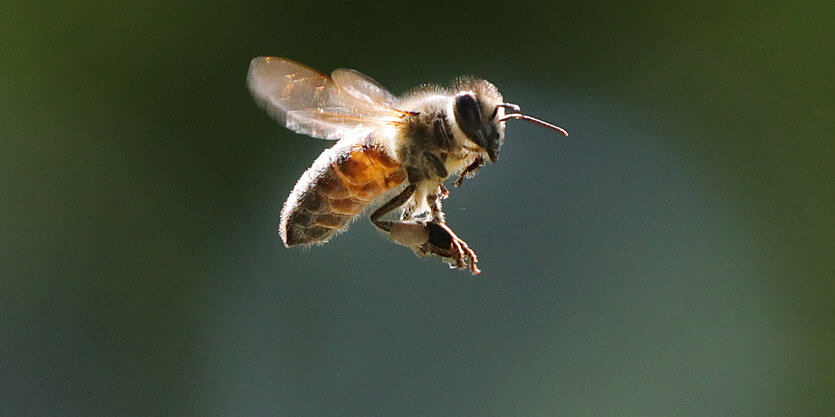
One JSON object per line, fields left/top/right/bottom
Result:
{"left": 1, "top": 1, "right": 832, "bottom": 416}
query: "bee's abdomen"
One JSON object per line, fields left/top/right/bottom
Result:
{"left": 280, "top": 140, "right": 406, "bottom": 246}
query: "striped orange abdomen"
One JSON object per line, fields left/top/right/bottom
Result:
{"left": 280, "top": 138, "right": 406, "bottom": 246}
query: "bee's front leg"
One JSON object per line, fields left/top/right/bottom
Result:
{"left": 453, "top": 156, "right": 485, "bottom": 187}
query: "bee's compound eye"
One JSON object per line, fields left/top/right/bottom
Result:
{"left": 453, "top": 92, "right": 482, "bottom": 127}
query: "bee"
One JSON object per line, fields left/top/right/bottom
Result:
{"left": 247, "top": 57, "right": 567, "bottom": 274}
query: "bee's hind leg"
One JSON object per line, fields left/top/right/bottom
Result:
{"left": 370, "top": 184, "right": 417, "bottom": 233}
{"left": 370, "top": 184, "right": 480, "bottom": 274}
{"left": 416, "top": 222, "right": 480, "bottom": 274}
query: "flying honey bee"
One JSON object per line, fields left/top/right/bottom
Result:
{"left": 247, "top": 57, "right": 567, "bottom": 274}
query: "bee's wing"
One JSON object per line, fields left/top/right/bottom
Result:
{"left": 247, "top": 57, "right": 407, "bottom": 140}
{"left": 331, "top": 68, "right": 400, "bottom": 109}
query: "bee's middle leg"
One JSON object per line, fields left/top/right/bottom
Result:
{"left": 426, "top": 188, "right": 445, "bottom": 223}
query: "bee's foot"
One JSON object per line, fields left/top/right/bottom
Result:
{"left": 420, "top": 222, "right": 480, "bottom": 275}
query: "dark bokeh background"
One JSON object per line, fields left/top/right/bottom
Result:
{"left": 2, "top": 1, "right": 833, "bottom": 415}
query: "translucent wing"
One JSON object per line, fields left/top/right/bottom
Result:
{"left": 247, "top": 57, "right": 407, "bottom": 140}
{"left": 331, "top": 68, "right": 400, "bottom": 108}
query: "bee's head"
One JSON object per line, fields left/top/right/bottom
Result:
{"left": 451, "top": 79, "right": 505, "bottom": 163}
{"left": 452, "top": 79, "right": 567, "bottom": 163}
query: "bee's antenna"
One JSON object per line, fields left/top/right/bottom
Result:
{"left": 494, "top": 103, "right": 521, "bottom": 116}
{"left": 499, "top": 113, "right": 568, "bottom": 137}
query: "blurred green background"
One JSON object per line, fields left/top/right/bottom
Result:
{"left": 2, "top": 0, "right": 833, "bottom": 415}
